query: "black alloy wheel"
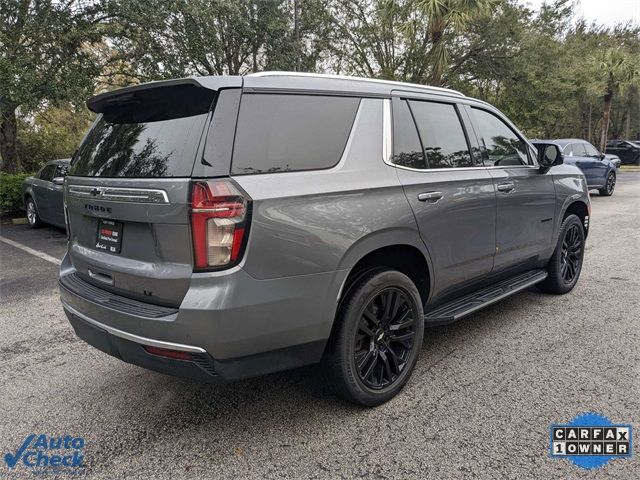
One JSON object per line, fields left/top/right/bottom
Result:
{"left": 537, "top": 214, "right": 585, "bottom": 294}
{"left": 354, "top": 288, "right": 417, "bottom": 390}
{"left": 560, "top": 223, "right": 583, "bottom": 285}
{"left": 323, "top": 269, "right": 424, "bottom": 406}
{"left": 599, "top": 172, "right": 616, "bottom": 196}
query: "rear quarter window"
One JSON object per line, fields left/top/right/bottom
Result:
{"left": 231, "top": 94, "right": 360, "bottom": 175}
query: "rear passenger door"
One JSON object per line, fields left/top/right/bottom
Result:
{"left": 391, "top": 96, "right": 496, "bottom": 299}
{"left": 467, "top": 106, "right": 555, "bottom": 272}
{"left": 33, "top": 164, "right": 55, "bottom": 222}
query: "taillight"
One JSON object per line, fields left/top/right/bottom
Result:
{"left": 190, "top": 180, "right": 250, "bottom": 270}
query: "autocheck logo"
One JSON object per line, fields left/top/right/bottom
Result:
{"left": 4, "top": 434, "right": 86, "bottom": 475}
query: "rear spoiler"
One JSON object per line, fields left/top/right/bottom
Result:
{"left": 87, "top": 76, "right": 243, "bottom": 114}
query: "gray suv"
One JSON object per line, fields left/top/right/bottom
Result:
{"left": 59, "top": 72, "right": 590, "bottom": 406}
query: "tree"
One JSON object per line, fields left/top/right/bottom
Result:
{"left": 597, "top": 48, "right": 640, "bottom": 151}
{"left": 328, "top": 0, "right": 433, "bottom": 81}
{"left": 106, "top": 0, "right": 331, "bottom": 80}
{"left": 17, "top": 104, "right": 94, "bottom": 172}
{"left": 417, "top": 0, "right": 496, "bottom": 86}
{"left": 0, "top": 0, "right": 102, "bottom": 173}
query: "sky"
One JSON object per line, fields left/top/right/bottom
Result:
{"left": 520, "top": 0, "right": 640, "bottom": 28}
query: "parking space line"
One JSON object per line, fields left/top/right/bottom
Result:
{"left": 0, "top": 235, "right": 62, "bottom": 266}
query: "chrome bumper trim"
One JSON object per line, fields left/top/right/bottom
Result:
{"left": 62, "top": 301, "right": 206, "bottom": 353}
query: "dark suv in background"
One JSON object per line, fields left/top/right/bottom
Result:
{"left": 606, "top": 139, "right": 640, "bottom": 165}
{"left": 59, "top": 72, "right": 590, "bottom": 406}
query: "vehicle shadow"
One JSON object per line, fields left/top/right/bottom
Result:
{"left": 72, "top": 289, "right": 543, "bottom": 474}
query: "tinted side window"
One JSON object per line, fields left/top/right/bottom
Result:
{"left": 391, "top": 99, "right": 426, "bottom": 169}
{"left": 572, "top": 143, "right": 587, "bottom": 156}
{"left": 39, "top": 165, "right": 55, "bottom": 181}
{"left": 471, "top": 108, "right": 530, "bottom": 166}
{"left": 232, "top": 94, "right": 360, "bottom": 175}
{"left": 583, "top": 143, "right": 599, "bottom": 157}
{"left": 409, "top": 101, "right": 472, "bottom": 168}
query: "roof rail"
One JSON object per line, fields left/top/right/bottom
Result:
{"left": 247, "top": 71, "right": 465, "bottom": 97}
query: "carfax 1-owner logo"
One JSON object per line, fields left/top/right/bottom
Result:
{"left": 550, "top": 412, "right": 633, "bottom": 470}
{"left": 4, "top": 434, "right": 86, "bottom": 475}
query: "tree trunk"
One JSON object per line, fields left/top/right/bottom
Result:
{"left": 587, "top": 102, "right": 593, "bottom": 142}
{"left": 625, "top": 108, "right": 631, "bottom": 139}
{"left": 294, "top": 0, "right": 300, "bottom": 72}
{"left": 428, "top": 19, "right": 446, "bottom": 87}
{"left": 600, "top": 93, "right": 613, "bottom": 153}
{"left": 0, "top": 106, "right": 21, "bottom": 174}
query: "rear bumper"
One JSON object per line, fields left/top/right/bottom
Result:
{"left": 59, "top": 253, "right": 346, "bottom": 381}
{"left": 65, "top": 307, "right": 220, "bottom": 382}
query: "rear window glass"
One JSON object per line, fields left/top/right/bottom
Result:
{"left": 409, "top": 101, "right": 473, "bottom": 169}
{"left": 231, "top": 94, "right": 360, "bottom": 175}
{"left": 70, "top": 85, "right": 214, "bottom": 177}
{"left": 391, "top": 99, "right": 426, "bottom": 169}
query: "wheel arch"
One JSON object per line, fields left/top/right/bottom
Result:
{"left": 336, "top": 233, "right": 433, "bottom": 310}
{"left": 23, "top": 188, "right": 37, "bottom": 210}
{"left": 562, "top": 200, "right": 590, "bottom": 238}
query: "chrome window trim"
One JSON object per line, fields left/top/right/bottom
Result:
{"left": 383, "top": 98, "right": 535, "bottom": 173}
{"left": 67, "top": 186, "right": 169, "bottom": 204}
{"left": 382, "top": 99, "right": 393, "bottom": 162}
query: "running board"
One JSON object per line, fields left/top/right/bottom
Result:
{"left": 424, "top": 269, "right": 548, "bottom": 325}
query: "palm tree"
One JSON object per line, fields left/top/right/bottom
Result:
{"left": 418, "top": 0, "right": 496, "bottom": 87}
{"left": 598, "top": 48, "right": 640, "bottom": 152}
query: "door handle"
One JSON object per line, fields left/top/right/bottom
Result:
{"left": 417, "top": 191, "right": 444, "bottom": 202}
{"left": 497, "top": 183, "right": 515, "bottom": 193}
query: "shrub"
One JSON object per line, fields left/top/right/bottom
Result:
{"left": 0, "top": 172, "right": 32, "bottom": 215}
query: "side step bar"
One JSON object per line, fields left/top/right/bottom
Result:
{"left": 424, "top": 269, "right": 548, "bottom": 325}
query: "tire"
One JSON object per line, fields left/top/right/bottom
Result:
{"left": 537, "top": 214, "right": 585, "bottom": 294}
{"left": 323, "top": 269, "right": 424, "bottom": 407}
{"left": 598, "top": 172, "right": 616, "bottom": 196}
{"left": 25, "top": 196, "right": 42, "bottom": 228}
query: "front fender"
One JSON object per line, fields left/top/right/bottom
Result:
{"left": 22, "top": 181, "right": 35, "bottom": 207}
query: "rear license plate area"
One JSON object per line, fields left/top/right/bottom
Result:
{"left": 95, "top": 219, "right": 123, "bottom": 254}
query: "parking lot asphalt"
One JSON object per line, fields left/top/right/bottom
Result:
{"left": 1, "top": 172, "right": 639, "bottom": 479}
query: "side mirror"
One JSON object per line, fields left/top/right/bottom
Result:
{"left": 599, "top": 153, "right": 605, "bottom": 160}
{"left": 52, "top": 176, "right": 65, "bottom": 186}
{"left": 535, "top": 143, "right": 563, "bottom": 171}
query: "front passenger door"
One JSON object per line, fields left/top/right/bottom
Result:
{"left": 48, "top": 163, "right": 68, "bottom": 226}
{"left": 583, "top": 142, "right": 609, "bottom": 186}
{"left": 468, "top": 106, "right": 556, "bottom": 272}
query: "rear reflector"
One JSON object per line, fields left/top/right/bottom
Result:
{"left": 144, "top": 346, "right": 193, "bottom": 361}
{"left": 190, "top": 180, "right": 250, "bottom": 270}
